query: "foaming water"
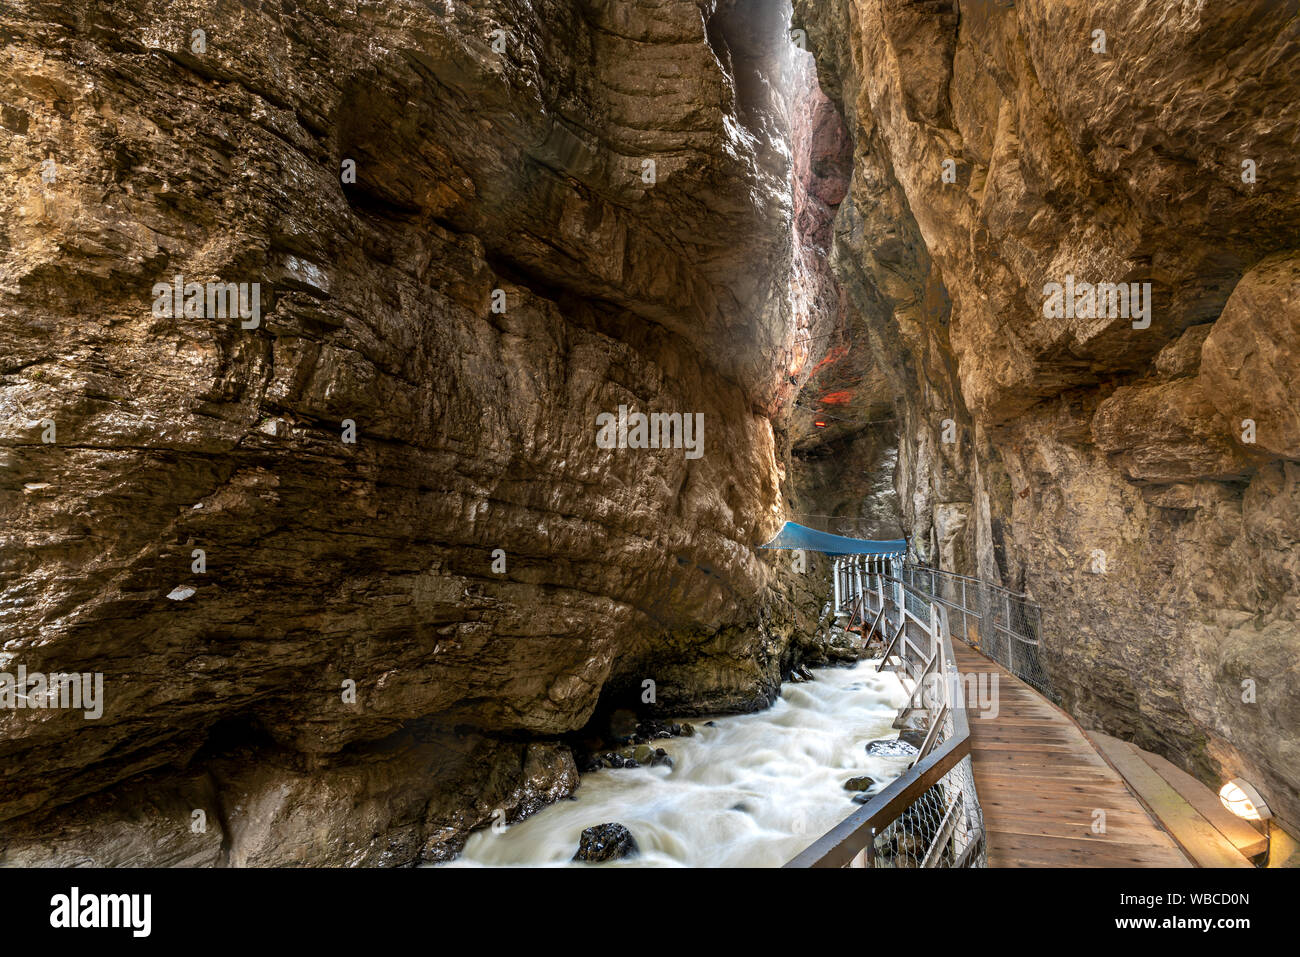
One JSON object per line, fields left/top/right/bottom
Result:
{"left": 443, "top": 659, "right": 911, "bottom": 867}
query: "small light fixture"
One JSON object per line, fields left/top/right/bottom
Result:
{"left": 1220, "top": 778, "right": 1273, "bottom": 867}
{"left": 1219, "top": 778, "right": 1271, "bottom": 821}
{"left": 814, "top": 420, "right": 827, "bottom": 428}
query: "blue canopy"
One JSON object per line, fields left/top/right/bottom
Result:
{"left": 758, "top": 521, "right": 906, "bottom": 556}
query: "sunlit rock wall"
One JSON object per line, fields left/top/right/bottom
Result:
{"left": 795, "top": 0, "right": 1300, "bottom": 828}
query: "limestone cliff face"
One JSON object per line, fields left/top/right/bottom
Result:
{"left": 0, "top": 0, "right": 843, "bottom": 864}
{"left": 795, "top": 0, "right": 1300, "bottom": 828}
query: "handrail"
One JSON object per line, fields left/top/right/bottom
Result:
{"left": 900, "top": 562, "right": 1056, "bottom": 702}
{"left": 875, "top": 620, "right": 904, "bottom": 673}
{"left": 898, "top": 564, "right": 1033, "bottom": 600}
{"left": 785, "top": 554, "right": 984, "bottom": 868}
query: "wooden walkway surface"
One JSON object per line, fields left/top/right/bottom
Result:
{"left": 952, "top": 642, "right": 1191, "bottom": 867}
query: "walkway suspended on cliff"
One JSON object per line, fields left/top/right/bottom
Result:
{"left": 786, "top": 549, "right": 1200, "bottom": 868}
{"left": 758, "top": 521, "right": 906, "bottom": 556}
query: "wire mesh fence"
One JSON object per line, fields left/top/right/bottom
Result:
{"left": 846, "top": 563, "right": 985, "bottom": 868}
{"left": 898, "top": 563, "right": 1057, "bottom": 702}
{"left": 869, "top": 755, "right": 986, "bottom": 868}
{"left": 792, "top": 555, "right": 1058, "bottom": 868}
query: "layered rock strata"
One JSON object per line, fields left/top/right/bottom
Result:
{"left": 795, "top": 0, "right": 1300, "bottom": 829}
{"left": 0, "top": 0, "right": 845, "bottom": 864}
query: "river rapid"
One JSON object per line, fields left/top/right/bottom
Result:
{"left": 444, "top": 658, "right": 911, "bottom": 867}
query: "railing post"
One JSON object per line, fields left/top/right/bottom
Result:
{"left": 833, "top": 557, "right": 842, "bottom": 613}
{"left": 1004, "top": 591, "right": 1012, "bottom": 669}
{"left": 931, "top": 601, "right": 941, "bottom": 665}
{"left": 960, "top": 578, "right": 968, "bottom": 646}
{"left": 894, "top": 555, "right": 904, "bottom": 623}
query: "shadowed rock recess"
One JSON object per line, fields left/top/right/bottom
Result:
{"left": 1, "top": 0, "right": 1297, "bottom": 867}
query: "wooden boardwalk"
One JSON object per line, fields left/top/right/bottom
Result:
{"left": 952, "top": 642, "right": 1191, "bottom": 867}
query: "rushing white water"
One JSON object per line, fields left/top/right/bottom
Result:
{"left": 444, "top": 659, "right": 911, "bottom": 867}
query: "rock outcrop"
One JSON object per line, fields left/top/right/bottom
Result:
{"left": 572, "top": 822, "right": 638, "bottom": 863}
{"left": 0, "top": 0, "right": 846, "bottom": 864}
{"left": 795, "top": 0, "right": 1300, "bottom": 829}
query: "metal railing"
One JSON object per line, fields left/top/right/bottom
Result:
{"left": 786, "top": 554, "right": 985, "bottom": 868}
{"left": 897, "top": 564, "right": 1056, "bottom": 702}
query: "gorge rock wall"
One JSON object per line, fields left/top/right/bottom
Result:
{"left": 0, "top": 0, "right": 841, "bottom": 865}
{"left": 795, "top": 0, "right": 1300, "bottom": 829}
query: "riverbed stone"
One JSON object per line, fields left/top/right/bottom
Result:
{"left": 572, "top": 823, "right": 638, "bottom": 863}
{"left": 866, "top": 738, "right": 919, "bottom": 757}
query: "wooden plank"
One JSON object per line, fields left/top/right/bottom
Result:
{"left": 965, "top": 747, "right": 1111, "bottom": 770}
{"left": 980, "top": 798, "right": 1172, "bottom": 828}
{"left": 974, "top": 768, "right": 1131, "bottom": 788}
{"left": 969, "top": 777, "right": 1147, "bottom": 800}
{"left": 985, "top": 831, "right": 1192, "bottom": 868}
{"left": 1134, "top": 748, "right": 1268, "bottom": 858}
{"left": 980, "top": 809, "right": 1183, "bottom": 842}
{"left": 965, "top": 738, "right": 1082, "bottom": 754}
{"left": 969, "top": 724, "right": 1079, "bottom": 738}
{"left": 1088, "top": 732, "right": 1252, "bottom": 868}
{"left": 950, "top": 640, "right": 1191, "bottom": 868}
{"left": 969, "top": 716, "right": 1079, "bottom": 728}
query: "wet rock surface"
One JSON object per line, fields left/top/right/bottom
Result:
{"left": 572, "top": 823, "right": 638, "bottom": 863}
{"left": 0, "top": 0, "right": 850, "bottom": 864}
{"left": 572, "top": 716, "right": 695, "bottom": 775}
{"left": 794, "top": 0, "right": 1300, "bottom": 829}
{"left": 866, "top": 738, "right": 918, "bottom": 758}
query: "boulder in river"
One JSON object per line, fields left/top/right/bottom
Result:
{"left": 843, "top": 775, "right": 875, "bottom": 791}
{"left": 898, "top": 728, "right": 927, "bottom": 750}
{"left": 572, "top": 823, "right": 638, "bottom": 863}
{"left": 865, "top": 738, "right": 919, "bottom": 757}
